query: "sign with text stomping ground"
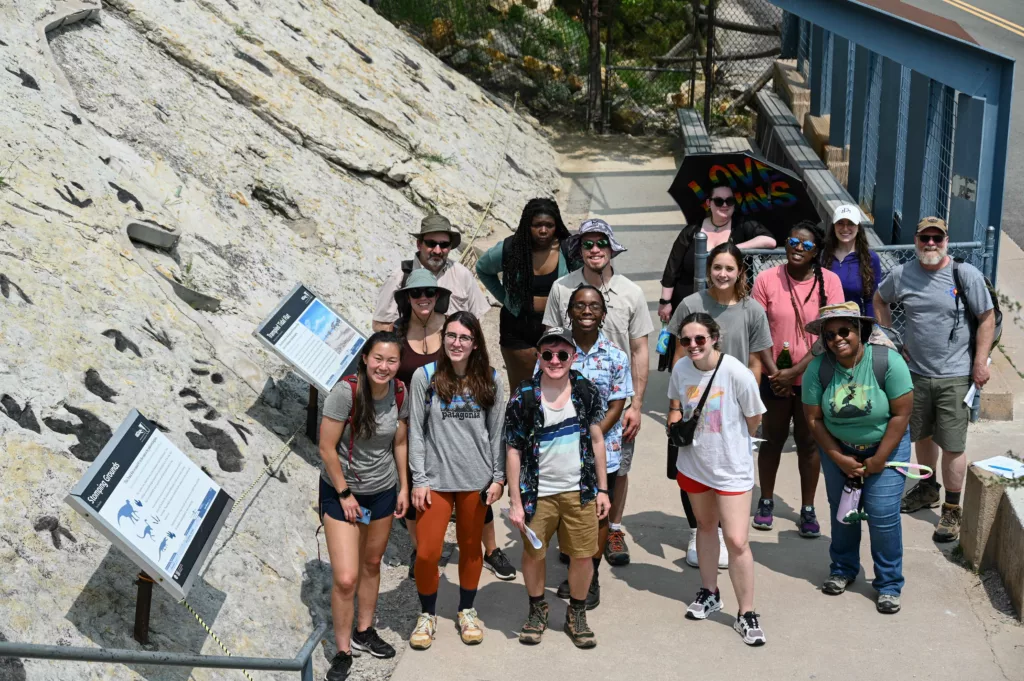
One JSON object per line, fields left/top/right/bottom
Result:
{"left": 66, "top": 410, "right": 233, "bottom": 600}
{"left": 254, "top": 283, "right": 365, "bottom": 393}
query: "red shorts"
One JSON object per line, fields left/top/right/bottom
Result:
{"left": 676, "top": 471, "right": 747, "bottom": 496}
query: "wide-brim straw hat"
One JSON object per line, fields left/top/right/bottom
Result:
{"left": 804, "top": 301, "right": 875, "bottom": 337}
{"left": 394, "top": 268, "right": 451, "bottom": 315}
{"left": 409, "top": 214, "right": 462, "bottom": 250}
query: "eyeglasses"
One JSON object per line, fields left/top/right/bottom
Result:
{"left": 423, "top": 238, "right": 451, "bottom": 250}
{"left": 540, "top": 350, "right": 572, "bottom": 362}
{"left": 787, "top": 237, "right": 816, "bottom": 252}
{"left": 916, "top": 233, "right": 945, "bottom": 244}
{"left": 407, "top": 287, "right": 437, "bottom": 299}
{"left": 581, "top": 238, "right": 610, "bottom": 251}
{"left": 823, "top": 327, "right": 853, "bottom": 342}
{"left": 679, "top": 335, "right": 709, "bottom": 347}
{"left": 444, "top": 332, "right": 474, "bottom": 345}
{"left": 571, "top": 301, "right": 604, "bottom": 313}
{"left": 710, "top": 196, "right": 737, "bottom": 207}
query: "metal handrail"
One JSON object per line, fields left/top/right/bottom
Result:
{"left": 0, "top": 622, "right": 328, "bottom": 680}
{"left": 740, "top": 240, "right": 983, "bottom": 256}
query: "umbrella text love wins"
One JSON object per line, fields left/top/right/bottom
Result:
{"left": 687, "top": 157, "right": 798, "bottom": 215}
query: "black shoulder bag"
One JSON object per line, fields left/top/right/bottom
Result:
{"left": 669, "top": 354, "right": 724, "bottom": 447}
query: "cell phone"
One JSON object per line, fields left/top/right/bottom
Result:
{"left": 356, "top": 506, "right": 371, "bottom": 525}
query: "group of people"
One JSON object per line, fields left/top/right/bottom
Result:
{"left": 312, "top": 192, "right": 995, "bottom": 679}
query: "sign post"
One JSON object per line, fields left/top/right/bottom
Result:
{"left": 134, "top": 572, "right": 155, "bottom": 644}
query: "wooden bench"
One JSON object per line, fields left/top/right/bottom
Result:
{"left": 677, "top": 107, "right": 712, "bottom": 155}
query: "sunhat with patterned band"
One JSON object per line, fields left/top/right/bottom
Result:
{"left": 804, "top": 301, "right": 876, "bottom": 338}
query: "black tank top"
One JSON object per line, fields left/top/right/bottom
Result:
{"left": 397, "top": 338, "right": 440, "bottom": 387}
{"left": 530, "top": 267, "right": 559, "bottom": 296}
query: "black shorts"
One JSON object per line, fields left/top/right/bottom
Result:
{"left": 499, "top": 307, "right": 546, "bottom": 350}
{"left": 319, "top": 477, "right": 397, "bottom": 522}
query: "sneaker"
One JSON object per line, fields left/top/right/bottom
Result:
{"left": 457, "top": 608, "right": 483, "bottom": 645}
{"left": 685, "top": 587, "right": 723, "bottom": 620}
{"left": 901, "top": 480, "right": 941, "bottom": 514}
{"left": 586, "top": 573, "right": 600, "bottom": 610}
{"left": 933, "top": 503, "right": 962, "bottom": 543}
{"left": 483, "top": 548, "right": 517, "bottom": 581}
{"left": 605, "top": 529, "right": 630, "bottom": 566}
{"left": 717, "top": 527, "right": 729, "bottom": 569}
{"left": 409, "top": 613, "right": 436, "bottom": 650}
{"left": 518, "top": 600, "right": 549, "bottom": 645}
{"left": 556, "top": 578, "right": 570, "bottom": 599}
{"left": 733, "top": 611, "right": 766, "bottom": 646}
{"left": 558, "top": 551, "right": 570, "bottom": 565}
{"left": 324, "top": 651, "right": 352, "bottom": 681}
{"left": 685, "top": 529, "right": 698, "bottom": 567}
{"left": 351, "top": 627, "right": 395, "bottom": 659}
{"left": 821, "top": 573, "right": 854, "bottom": 595}
{"left": 798, "top": 506, "right": 821, "bottom": 538}
{"left": 408, "top": 548, "right": 416, "bottom": 581}
{"left": 752, "top": 498, "right": 774, "bottom": 530}
{"left": 876, "top": 594, "right": 901, "bottom": 614}
{"left": 563, "top": 605, "right": 597, "bottom": 649}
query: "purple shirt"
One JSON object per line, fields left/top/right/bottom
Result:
{"left": 827, "top": 250, "right": 882, "bottom": 318}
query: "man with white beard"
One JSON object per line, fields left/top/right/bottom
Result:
{"left": 873, "top": 217, "right": 995, "bottom": 543}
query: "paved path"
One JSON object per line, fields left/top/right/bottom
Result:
{"left": 389, "top": 136, "right": 1024, "bottom": 681}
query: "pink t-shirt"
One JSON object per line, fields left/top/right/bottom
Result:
{"left": 752, "top": 264, "right": 844, "bottom": 386}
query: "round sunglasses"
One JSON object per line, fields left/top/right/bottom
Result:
{"left": 407, "top": 287, "right": 437, "bottom": 299}
{"left": 540, "top": 350, "right": 572, "bottom": 363}
{"left": 823, "top": 326, "right": 854, "bottom": 342}
{"left": 679, "top": 335, "right": 711, "bottom": 347}
{"left": 787, "top": 237, "right": 816, "bottom": 252}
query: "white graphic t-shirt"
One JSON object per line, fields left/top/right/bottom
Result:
{"left": 668, "top": 353, "right": 766, "bottom": 492}
{"left": 537, "top": 399, "right": 582, "bottom": 497}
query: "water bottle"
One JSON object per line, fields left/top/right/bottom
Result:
{"left": 656, "top": 322, "right": 671, "bottom": 356}
{"left": 970, "top": 389, "right": 981, "bottom": 423}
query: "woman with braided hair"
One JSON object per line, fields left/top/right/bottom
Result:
{"left": 751, "top": 220, "right": 843, "bottom": 536}
{"left": 477, "top": 198, "right": 576, "bottom": 388}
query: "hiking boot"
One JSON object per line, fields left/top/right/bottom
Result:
{"left": 752, "top": 498, "right": 774, "bottom": 530}
{"left": 685, "top": 529, "right": 698, "bottom": 567}
{"left": 605, "top": 529, "right": 630, "bottom": 566}
{"left": 518, "top": 600, "right": 549, "bottom": 645}
{"left": 351, "top": 627, "right": 395, "bottom": 659}
{"left": 409, "top": 613, "right": 436, "bottom": 650}
{"left": 407, "top": 548, "right": 416, "bottom": 581}
{"left": 733, "top": 611, "right": 766, "bottom": 646}
{"left": 932, "top": 503, "right": 962, "bottom": 543}
{"left": 324, "top": 651, "right": 352, "bottom": 681}
{"left": 876, "top": 594, "right": 901, "bottom": 614}
{"left": 457, "top": 608, "right": 484, "bottom": 645}
{"left": 556, "top": 578, "right": 570, "bottom": 599}
{"left": 685, "top": 587, "right": 723, "bottom": 620}
{"left": 798, "top": 506, "right": 821, "bottom": 538}
{"left": 563, "top": 605, "right": 597, "bottom": 649}
{"left": 901, "top": 480, "right": 941, "bottom": 514}
{"left": 822, "top": 573, "right": 854, "bottom": 595}
{"left": 586, "top": 573, "right": 600, "bottom": 610}
{"left": 483, "top": 548, "right": 517, "bottom": 581}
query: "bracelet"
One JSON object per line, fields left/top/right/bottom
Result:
{"left": 597, "top": 488, "right": 609, "bottom": 495}
{"left": 658, "top": 298, "right": 671, "bottom": 305}
{"left": 668, "top": 407, "right": 682, "bottom": 412}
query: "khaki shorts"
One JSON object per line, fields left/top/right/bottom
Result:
{"left": 523, "top": 491, "right": 598, "bottom": 559}
{"left": 618, "top": 439, "right": 635, "bottom": 476}
{"left": 909, "top": 373, "right": 971, "bottom": 453}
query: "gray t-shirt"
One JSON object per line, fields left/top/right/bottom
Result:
{"left": 408, "top": 365, "right": 507, "bottom": 492}
{"left": 321, "top": 380, "right": 409, "bottom": 494}
{"left": 877, "top": 260, "right": 993, "bottom": 378}
{"left": 543, "top": 270, "right": 654, "bottom": 357}
{"left": 668, "top": 292, "right": 772, "bottom": 365}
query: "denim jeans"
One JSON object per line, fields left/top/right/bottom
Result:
{"left": 819, "top": 428, "right": 911, "bottom": 596}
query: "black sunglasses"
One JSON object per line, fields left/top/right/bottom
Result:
{"left": 423, "top": 238, "right": 451, "bottom": 250}
{"left": 787, "top": 237, "right": 816, "bottom": 252}
{"left": 679, "top": 335, "right": 709, "bottom": 347}
{"left": 540, "top": 350, "right": 572, "bottom": 363}
{"left": 407, "top": 287, "right": 437, "bottom": 299}
{"left": 916, "top": 233, "right": 945, "bottom": 244}
{"left": 710, "top": 196, "right": 737, "bottom": 207}
{"left": 581, "top": 238, "right": 610, "bottom": 250}
{"left": 823, "top": 327, "right": 853, "bottom": 342}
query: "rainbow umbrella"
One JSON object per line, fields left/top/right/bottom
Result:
{"left": 668, "top": 152, "right": 818, "bottom": 240}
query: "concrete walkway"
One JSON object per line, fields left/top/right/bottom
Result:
{"left": 389, "top": 135, "right": 1024, "bottom": 681}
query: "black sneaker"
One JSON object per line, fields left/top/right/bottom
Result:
{"left": 586, "top": 574, "right": 600, "bottom": 610}
{"left": 685, "top": 587, "right": 722, "bottom": 620}
{"left": 556, "top": 578, "right": 570, "bottom": 599}
{"left": 324, "top": 651, "right": 352, "bottom": 681}
{"left": 483, "top": 548, "right": 517, "bottom": 581}
{"left": 351, "top": 627, "right": 395, "bottom": 659}
{"left": 408, "top": 548, "right": 416, "bottom": 581}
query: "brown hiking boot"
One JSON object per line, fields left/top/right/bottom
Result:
{"left": 933, "top": 503, "right": 962, "bottom": 543}
{"left": 563, "top": 604, "right": 596, "bottom": 649}
{"left": 900, "top": 480, "right": 941, "bottom": 514}
{"left": 518, "top": 600, "right": 549, "bottom": 645}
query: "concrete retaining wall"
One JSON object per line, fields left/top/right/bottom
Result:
{"left": 961, "top": 465, "right": 1024, "bottom": 618}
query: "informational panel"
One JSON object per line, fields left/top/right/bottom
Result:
{"left": 254, "top": 283, "right": 365, "bottom": 394}
{"left": 66, "top": 410, "right": 233, "bottom": 600}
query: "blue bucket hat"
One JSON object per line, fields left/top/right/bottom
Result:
{"left": 566, "top": 218, "right": 628, "bottom": 260}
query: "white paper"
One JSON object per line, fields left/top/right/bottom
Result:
{"left": 963, "top": 357, "right": 992, "bottom": 406}
{"left": 972, "top": 455, "right": 1024, "bottom": 479}
{"left": 501, "top": 507, "right": 543, "bottom": 549}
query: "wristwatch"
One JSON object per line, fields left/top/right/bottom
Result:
{"left": 658, "top": 298, "right": 671, "bottom": 306}
{"left": 338, "top": 487, "right": 353, "bottom": 500}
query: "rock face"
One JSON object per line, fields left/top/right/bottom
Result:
{"left": 0, "top": 0, "right": 556, "bottom": 678}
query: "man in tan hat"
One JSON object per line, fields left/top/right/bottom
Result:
{"left": 873, "top": 216, "right": 995, "bottom": 543}
{"left": 373, "top": 214, "right": 491, "bottom": 332}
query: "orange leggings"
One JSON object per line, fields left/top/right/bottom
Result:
{"left": 414, "top": 491, "right": 488, "bottom": 596}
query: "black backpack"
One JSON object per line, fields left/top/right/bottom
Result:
{"left": 951, "top": 259, "right": 1003, "bottom": 358}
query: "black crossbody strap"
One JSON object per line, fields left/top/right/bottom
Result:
{"left": 691, "top": 354, "right": 725, "bottom": 420}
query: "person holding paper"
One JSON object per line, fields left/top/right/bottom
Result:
{"left": 407, "top": 312, "right": 506, "bottom": 651}
{"left": 318, "top": 332, "right": 411, "bottom": 680}
{"left": 874, "top": 217, "right": 995, "bottom": 543}
{"left": 505, "top": 326, "right": 610, "bottom": 649}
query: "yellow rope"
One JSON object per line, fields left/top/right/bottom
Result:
{"left": 180, "top": 599, "right": 255, "bottom": 681}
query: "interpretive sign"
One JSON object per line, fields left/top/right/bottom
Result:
{"left": 66, "top": 410, "right": 233, "bottom": 600}
{"left": 254, "top": 283, "right": 365, "bottom": 394}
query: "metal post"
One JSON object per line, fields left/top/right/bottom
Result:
{"left": 300, "top": 656, "right": 314, "bottom": 681}
{"left": 983, "top": 225, "right": 996, "bottom": 280}
{"left": 587, "top": 0, "right": 601, "bottom": 131}
{"left": 694, "top": 232, "right": 708, "bottom": 292}
{"left": 306, "top": 385, "right": 319, "bottom": 444}
{"left": 602, "top": 0, "right": 614, "bottom": 133}
{"left": 703, "top": 0, "right": 715, "bottom": 130}
{"left": 133, "top": 572, "right": 154, "bottom": 645}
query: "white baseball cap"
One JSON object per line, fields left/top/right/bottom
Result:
{"left": 832, "top": 204, "right": 862, "bottom": 225}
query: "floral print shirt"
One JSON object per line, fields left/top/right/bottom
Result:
{"left": 572, "top": 333, "right": 633, "bottom": 472}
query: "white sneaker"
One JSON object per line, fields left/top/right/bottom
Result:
{"left": 686, "top": 529, "right": 698, "bottom": 567}
{"left": 718, "top": 528, "right": 729, "bottom": 569}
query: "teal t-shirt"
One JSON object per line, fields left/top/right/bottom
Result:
{"left": 802, "top": 345, "right": 913, "bottom": 445}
